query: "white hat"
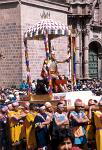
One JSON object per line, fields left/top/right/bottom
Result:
{"left": 5, "top": 99, "right": 10, "bottom": 103}
{"left": 12, "top": 101, "right": 19, "bottom": 107}
{"left": 1, "top": 106, "right": 8, "bottom": 112}
{"left": 39, "top": 105, "right": 46, "bottom": 110}
{"left": 45, "top": 102, "right": 52, "bottom": 108}
{"left": 9, "top": 94, "right": 14, "bottom": 98}
{"left": 15, "top": 91, "right": 19, "bottom": 95}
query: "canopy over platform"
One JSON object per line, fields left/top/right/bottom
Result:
{"left": 24, "top": 17, "right": 73, "bottom": 93}
{"left": 24, "top": 18, "right": 70, "bottom": 40}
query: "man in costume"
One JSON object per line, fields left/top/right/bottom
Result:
{"left": 86, "top": 99, "right": 96, "bottom": 150}
{"left": 69, "top": 99, "right": 89, "bottom": 150}
{"left": 41, "top": 50, "right": 71, "bottom": 79}
{"left": 41, "top": 50, "right": 71, "bottom": 92}
{"left": 0, "top": 104, "right": 9, "bottom": 150}
{"left": 24, "top": 103, "right": 37, "bottom": 150}
{"left": 34, "top": 104, "right": 50, "bottom": 150}
{"left": 93, "top": 99, "right": 102, "bottom": 150}
{"left": 7, "top": 101, "right": 26, "bottom": 150}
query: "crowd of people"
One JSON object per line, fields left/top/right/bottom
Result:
{"left": 0, "top": 75, "right": 102, "bottom": 150}
{"left": 0, "top": 89, "right": 102, "bottom": 150}
{"left": 29, "top": 78, "right": 102, "bottom": 96}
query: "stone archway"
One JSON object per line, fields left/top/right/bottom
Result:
{"left": 89, "top": 41, "right": 102, "bottom": 78}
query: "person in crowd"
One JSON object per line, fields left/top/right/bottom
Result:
{"left": 20, "top": 80, "right": 29, "bottom": 91}
{"left": 69, "top": 99, "right": 89, "bottom": 150}
{"left": 86, "top": 99, "right": 96, "bottom": 150}
{"left": 24, "top": 103, "right": 37, "bottom": 150}
{"left": 7, "top": 101, "right": 26, "bottom": 150}
{"left": 0, "top": 104, "right": 9, "bottom": 150}
{"left": 7, "top": 101, "right": 14, "bottom": 111}
{"left": 45, "top": 102, "right": 54, "bottom": 117}
{"left": 14, "top": 91, "right": 20, "bottom": 101}
{"left": 93, "top": 99, "right": 102, "bottom": 150}
{"left": 51, "top": 127, "right": 81, "bottom": 150}
{"left": 59, "top": 96, "right": 66, "bottom": 106}
{"left": 76, "top": 80, "right": 81, "bottom": 91}
{"left": 44, "top": 102, "right": 55, "bottom": 140}
{"left": 75, "top": 79, "right": 102, "bottom": 96}
{"left": 31, "top": 80, "right": 37, "bottom": 94}
{"left": 34, "top": 104, "right": 50, "bottom": 150}
{"left": 54, "top": 103, "right": 69, "bottom": 129}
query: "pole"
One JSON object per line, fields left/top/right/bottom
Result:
{"left": 71, "top": 35, "right": 74, "bottom": 91}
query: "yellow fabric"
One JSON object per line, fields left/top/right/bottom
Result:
{"left": 25, "top": 111, "right": 37, "bottom": 148}
{"left": 14, "top": 110, "right": 22, "bottom": 143}
{"left": 19, "top": 110, "right": 27, "bottom": 140}
{"left": 85, "top": 111, "right": 95, "bottom": 141}
{"left": 8, "top": 111, "right": 16, "bottom": 143}
{"left": 86, "top": 123, "right": 95, "bottom": 140}
{"left": 94, "top": 111, "right": 102, "bottom": 150}
{"left": 8, "top": 110, "right": 23, "bottom": 143}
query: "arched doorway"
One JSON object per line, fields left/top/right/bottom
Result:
{"left": 89, "top": 41, "right": 102, "bottom": 78}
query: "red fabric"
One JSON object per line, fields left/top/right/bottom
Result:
{"left": 71, "top": 146, "right": 82, "bottom": 150}
{"left": 60, "top": 79, "right": 67, "bottom": 85}
{"left": 55, "top": 79, "right": 61, "bottom": 85}
{"left": 55, "top": 79, "right": 67, "bottom": 85}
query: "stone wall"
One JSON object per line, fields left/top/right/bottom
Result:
{"left": 0, "top": 0, "right": 69, "bottom": 88}
{"left": 0, "top": 2, "right": 22, "bottom": 88}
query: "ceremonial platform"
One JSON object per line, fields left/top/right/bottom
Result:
{"left": 20, "top": 91, "right": 102, "bottom": 106}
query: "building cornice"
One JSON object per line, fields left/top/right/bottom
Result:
{"left": 0, "top": 0, "right": 19, "bottom": 4}
{"left": 21, "top": 0, "right": 68, "bottom": 13}
{"left": 0, "top": 0, "right": 69, "bottom": 13}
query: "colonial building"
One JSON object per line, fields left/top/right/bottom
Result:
{"left": 0, "top": 0, "right": 102, "bottom": 88}
{"left": 67, "top": 0, "right": 102, "bottom": 79}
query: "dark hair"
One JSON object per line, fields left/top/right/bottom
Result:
{"left": 29, "top": 103, "right": 34, "bottom": 110}
{"left": 52, "top": 127, "right": 75, "bottom": 150}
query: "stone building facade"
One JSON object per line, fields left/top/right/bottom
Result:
{"left": 0, "top": 0, "right": 102, "bottom": 88}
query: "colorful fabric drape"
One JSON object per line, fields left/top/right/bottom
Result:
{"left": 68, "top": 34, "right": 71, "bottom": 79}
{"left": 72, "top": 36, "right": 77, "bottom": 90}
{"left": 43, "top": 31, "right": 53, "bottom": 95}
{"left": 24, "top": 40, "right": 31, "bottom": 91}
{"left": 43, "top": 31, "right": 50, "bottom": 59}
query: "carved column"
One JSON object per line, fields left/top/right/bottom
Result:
{"left": 76, "top": 32, "right": 80, "bottom": 79}
{"left": 76, "top": 21, "right": 81, "bottom": 79}
{"left": 84, "top": 28, "right": 89, "bottom": 79}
